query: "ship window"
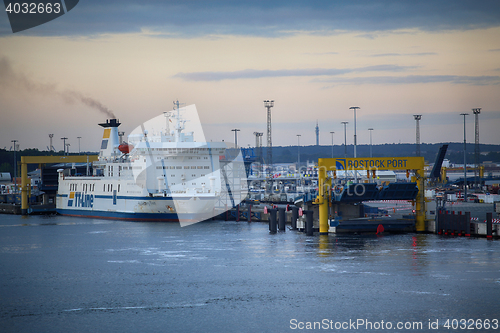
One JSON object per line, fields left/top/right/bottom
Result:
{"left": 201, "top": 174, "right": 205, "bottom": 177}
{"left": 184, "top": 166, "right": 189, "bottom": 169}
{"left": 103, "top": 184, "right": 105, "bottom": 192}
{"left": 204, "top": 166, "right": 210, "bottom": 169}
{"left": 192, "top": 183, "right": 196, "bottom": 185}
{"left": 110, "top": 184, "right": 113, "bottom": 192}
{"left": 204, "top": 157, "right": 208, "bottom": 159}
{"left": 171, "top": 175, "right": 175, "bottom": 177}
{"left": 191, "top": 166, "right": 196, "bottom": 169}
{"left": 176, "top": 166, "right": 182, "bottom": 169}
{"left": 118, "top": 184, "right": 120, "bottom": 192}
{"left": 197, "top": 166, "right": 203, "bottom": 169}
{"left": 107, "top": 184, "right": 110, "bottom": 192}
{"left": 192, "top": 174, "right": 196, "bottom": 177}
{"left": 188, "top": 157, "right": 192, "bottom": 159}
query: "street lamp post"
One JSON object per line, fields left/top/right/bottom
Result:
{"left": 368, "top": 128, "right": 374, "bottom": 158}
{"left": 11, "top": 140, "right": 18, "bottom": 194}
{"left": 350, "top": 107, "right": 360, "bottom": 158}
{"left": 341, "top": 121, "right": 348, "bottom": 158}
{"left": 472, "top": 108, "right": 481, "bottom": 190}
{"left": 297, "top": 134, "right": 301, "bottom": 168}
{"left": 77, "top": 136, "right": 81, "bottom": 154}
{"left": 460, "top": 113, "right": 469, "bottom": 201}
{"left": 413, "top": 115, "right": 422, "bottom": 157}
{"left": 330, "top": 131, "right": 335, "bottom": 158}
{"left": 231, "top": 129, "right": 240, "bottom": 148}
{"left": 61, "top": 137, "right": 68, "bottom": 155}
{"left": 350, "top": 107, "right": 360, "bottom": 182}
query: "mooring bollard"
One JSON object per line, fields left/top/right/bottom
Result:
{"left": 305, "top": 210, "right": 314, "bottom": 236}
{"left": 278, "top": 207, "right": 286, "bottom": 232}
{"left": 269, "top": 208, "right": 277, "bottom": 233}
{"left": 487, "top": 212, "right": 493, "bottom": 239}
{"left": 444, "top": 211, "right": 450, "bottom": 235}
{"left": 437, "top": 210, "right": 443, "bottom": 235}
{"left": 248, "top": 204, "right": 252, "bottom": 222}
{"left": 465, "top": 212, "right": 471, "bottom": 237}
{"left": 291, "top": 206, "right": 298, "bottom": 230}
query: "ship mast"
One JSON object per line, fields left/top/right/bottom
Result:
{"left": 173, "top": 100, "right": 186, "bottom": 142}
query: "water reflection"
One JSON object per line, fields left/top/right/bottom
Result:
{"left": 1, "top": 215, "right": 500, "bottom": 333}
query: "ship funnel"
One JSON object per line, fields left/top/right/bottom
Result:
{"left": 98, "top": 119, "right": 121, "bottom": 160}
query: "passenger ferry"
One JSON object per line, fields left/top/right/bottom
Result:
{"left": 56, "top": 103, "right": 241, "bottom": 225}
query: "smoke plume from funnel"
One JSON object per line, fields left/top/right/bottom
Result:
{"left": 0, "top": 55, "right": 115, "bottom": 118}
{"left": 61, "top": 90, "right": 115, "bottom": 118}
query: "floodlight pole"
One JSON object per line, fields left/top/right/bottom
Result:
{"left": 264, "top": 100, "right": 274, "bottom": 172}
{"left": 460, "top": 113, "right": 469, "bottom": 200}
{"left": 341, "top": 122, "right": 348, "bottom": 158}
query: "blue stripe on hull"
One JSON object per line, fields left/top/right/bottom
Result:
{"left": 56, "top": 194, "right": 213, "bottom": 201}
{"left": 56, "top": 209, "right": 180, "bottom": 222}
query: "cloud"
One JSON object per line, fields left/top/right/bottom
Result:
{"left": 174, "top": 64, "right": 416, "bottom": 81}
{"left": 370, "top": 52, "right": 437, "bottom": 57}
{"left": 302, "top": 52, "right": 339, "bottom": 56}
{"left": 318, "top": 75, "right": 500, "bottom": 86}
{"left": 1, "top": 0, "right": 499, "bottom": 37}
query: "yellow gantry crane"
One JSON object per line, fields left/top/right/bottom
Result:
{"left": 20, "top": 155, "right": 98, "bottom": 214}
{"left": 316, "top": 157, "right": 426, "bottom": 233}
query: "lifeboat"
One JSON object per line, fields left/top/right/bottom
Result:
{"left": 118, "top": 143, "right": 133, "bottom": 154}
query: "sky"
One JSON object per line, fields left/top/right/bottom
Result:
{"left": 0, "top": 0, "right": 499, "bottom": 153}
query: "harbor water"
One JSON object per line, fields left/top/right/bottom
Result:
{"left": 1, "top": 215, "right": 499, "bottom": 332}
